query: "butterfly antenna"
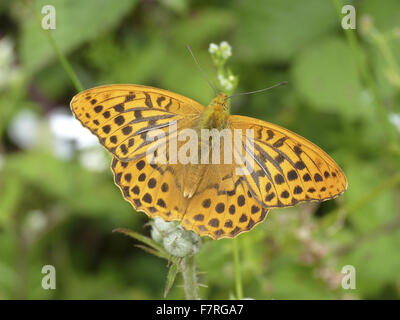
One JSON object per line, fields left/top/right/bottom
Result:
{"left": 186, "top": 45, "right": 218, "bottom": 95}
{"left": 228, "top": 81, "right": 288, "bottom": 99}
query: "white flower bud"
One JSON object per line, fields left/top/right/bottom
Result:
{"left": 218, "top": 74, "right": 233, "bottom": 91}
{"left": 208, "top": 43, "right": 219, "bottom": 54}
{"left": 151, "top": 219, "right": 202, "bottom": 257}
{"left": 219, "top": 41, "right": 232, "bottom": 59}
{"left": 163, "top": 228, "right": 193, "bottom": 257}
{"left": 153, "top": 217, "right": 179, "bottom": 234}
{"left": 224, "top": 82, "right": 233, "bottom": 91}
{"left": 150, "top": 225, "right": 163, "bottom": 243}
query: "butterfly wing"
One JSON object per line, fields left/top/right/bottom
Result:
{"left": 70, "top": 84, "right": 205, "bottom": 161}
{"left": 181, "top": 163, "right": 270, "bottom": 239}
{"left": 111, "top": 157, "right": 188, "bottom": 223}
{"left": 228, "top": 115, "right": 347, "bottom": 208}
{"left": 111, "top": 152, "right": 269, "bottom": 239}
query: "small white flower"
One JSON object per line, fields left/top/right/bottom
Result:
{"left": 208, "top": 43, "right": 219, "bottom": 54}
{"left": 8, "top": 110, "right": 40, "bottom": 150}
{"left": 79, "top": 148, "right": 108, "bottom": 172}
{"left": 219, "top": 41, "right": 232, "bottom": 59}
{"left": 48, "top": 108, "right": 104, "bottom": 160}
{"left": 225, "top": 82, "right": 233, "bottom": 91}
{"left": 218, "top": 74, "right": 233, "bottom": 91}
{"left": 48, "top": 108, "right": 99, "bottom": 150}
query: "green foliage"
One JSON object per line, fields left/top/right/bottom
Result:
{"left": 292, "top": 37, "right": 368, "bottom": 120}
{"left": 234, "top": 0, "right": 337, "bottom": 63}
{"left": 1, "top": 0, "right": 400, "bottom": 300}
{"left": 19, "top": 0, "right": 139, "bottom": 73}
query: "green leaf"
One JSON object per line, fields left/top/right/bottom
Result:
{"left": 291, "top": 37, "right": 369, "bottom": 120}
{"left": 360, "top": 0, "right": 400, "bottom": 32}
{"left": 0, "top": 176, "right": 22, "bottom": 227}
{"left": 3, "top": 151, "right": 133, "bottom": 223}
{"left": 269, "top": 256, "right": 337, "bottom": 299}
{"left": 360, "top": 0, "right": 400, "bottom": 97}
{"left": 164, "top": 262, "right": 179, "bottom": 298}
{"left": 339, "top": 232, "right": 400, "bottom": 297}
{"left": 113, "top": 228, "right": 166, "bottom": 254}
{"left": 159, "top": 0, "right": 189, "bottom": 15}
{"left": 343, "top": 160, "right": 397, "bottom": 233}
{"left": 234, "top": 0, "right": 337, "bottom": 63}
{"left": 135, "top": 245, "right": 170, "bottom": 260}
{"left": 19, "top": 0, "right": 139, "bottom": 74}
{"left": 172, "top": 8, "right": 235, "bottom": 48}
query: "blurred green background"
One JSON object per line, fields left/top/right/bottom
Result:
{"left": 1, "top": 0, "right": 400, "bottom": 300}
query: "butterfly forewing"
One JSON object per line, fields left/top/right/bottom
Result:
{"left": 70, "top": 84, "right": 205, "bottom": 161}
{"left": 228, "top": 115, "right": 347, "bottom": 208}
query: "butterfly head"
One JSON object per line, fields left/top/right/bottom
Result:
{"left": 201, "top": 93, "right": 229, "bottom": 130}
{"left": 209, "top": 93, "right": 229, "bottom": 112}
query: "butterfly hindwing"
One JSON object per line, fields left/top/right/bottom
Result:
{"left": 182, "top": 163, "right": 269, "bottom": 239}
{"left": 112, "top": 156, "right": 269, "bottom": 239}
{"left": 111, "top": 157, "right": 187, "bottom": 222}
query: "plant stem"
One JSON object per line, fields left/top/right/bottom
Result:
{"left": 332, "top": 0, "right": 398, "bottom": 146}
{"left": 32, "top": 2, "right": 84, "bottom": 92}
{"left": 232, "top": 237, "right": 243, "bottom": 299}
{"left": 43, "top": 30, "right": 84, "bottom": 92}
{"left": 369, "top": 29, "right": 400, "bottom": 88}
{"left": 181, "top": 255, "right": 199, "bottom": 300}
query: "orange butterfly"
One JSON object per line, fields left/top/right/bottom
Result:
{"left": 70, "top": 84, "right": 347, "bottom": 239}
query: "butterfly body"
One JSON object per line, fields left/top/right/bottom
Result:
{"left": 200, "top": 93, "right": 229, "bottom": 130}
{"left": 71, "top": 84, "right": 347, "bottom": 239}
